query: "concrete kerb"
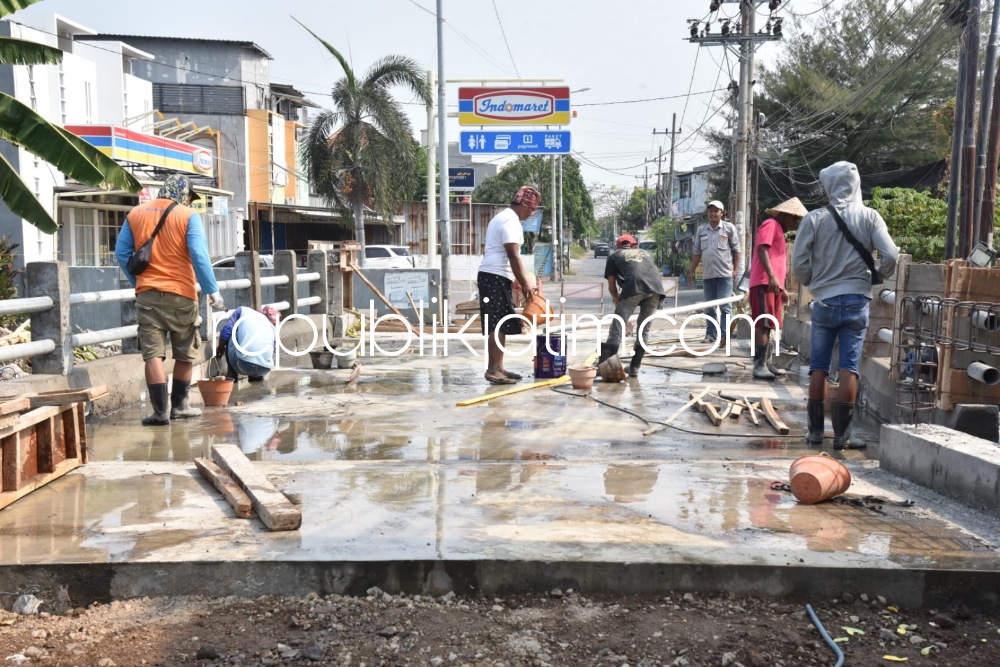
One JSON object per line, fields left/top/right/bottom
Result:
{"left": 880, "top": 424, "right": 1000, "bottom": 517}
{"left": 1, "top": 560, "right": 998, "bottom": 611}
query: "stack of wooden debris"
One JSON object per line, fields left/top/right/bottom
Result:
{"left": 0, "top": 385, "right": 107, "bottom": 511}
{"left": 653, "top": 385, "right": 789, "bottom": 436}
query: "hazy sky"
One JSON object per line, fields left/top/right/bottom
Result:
{"left": 14, "top": 0, "right": 836, "bottom": 192}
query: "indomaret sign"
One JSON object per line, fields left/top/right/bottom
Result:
{"left": 458, "top": 87, "right": 570, "bottom": 126}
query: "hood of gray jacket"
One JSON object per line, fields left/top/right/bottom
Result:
{"left": 820, "top": 161, "right": 862, "bottom": 209}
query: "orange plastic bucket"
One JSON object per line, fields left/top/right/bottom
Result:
{"left": 788, "top": 454, "right": 851, "bottom": 504}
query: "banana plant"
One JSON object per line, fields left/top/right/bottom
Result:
{"left": 0, "top": 0, "right": 140, "bottom": 233}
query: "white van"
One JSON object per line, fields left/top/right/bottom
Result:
{"left": 363, "top": 245, "right": 414, "bottom": 269}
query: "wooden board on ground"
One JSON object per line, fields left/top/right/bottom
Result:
{"left": 760, "top": 396, "right": 790, "bottom": 435}
{"left": 346, "top": 361, "right": 362, "bottom": 384}
{"left": 743, "top": 397, "right": 760, "bottom": 426}
{"left": 1, "top": 401, "right": 88, "bottom": 511}
{"left": 210, "top": 444, "right": 302, "bottom": 531}
{"left": 704, "top": 402, "right": 724, "bottom": 426}
{"left": 194, "top": 457, "right": 253, "bottom": 519}
{"left": 456, "top": 376, "right": 570, "bottom": 407}
{"left": 729, "top": 403, "right": 743, "bottom": 420}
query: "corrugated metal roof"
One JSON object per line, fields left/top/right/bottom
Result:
{"left": 87, "top": 34, "right": 272, "bottom": 59}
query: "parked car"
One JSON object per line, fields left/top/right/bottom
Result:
{"left": 211, "top": 254, "right": 273, "bottom": 269}
{"left": 363, "top": 245, "right": 415, "bottom": 269}
{"left": 594, "top": 243, "right": 611, "bottom": 258}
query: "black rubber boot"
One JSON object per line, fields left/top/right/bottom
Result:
{"left": 142, "top": 383, "right": 170, "bottom": 426}
{"left": 628, "top": 345, "right": 646, "bottom": 378}
{"left": 598, "top": 342, "right": 618, "bottom": 366}
{"left": 766, "top": 339, "right": 787, "bottom": 376}
{"left": 832, "top": 401, "right": 865, "bottom": 450}
{"left": 806, "top": 399, "right": 825, "bottom": 445}
{"left": 170, "top": 380, "right": 202, "bottom": 420}
{"left": 752, "top": 344, "right": 775, "bottom": 379}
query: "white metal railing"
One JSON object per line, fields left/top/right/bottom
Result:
{"left": 2, "top": 251, "right": 329, "bottom": 375}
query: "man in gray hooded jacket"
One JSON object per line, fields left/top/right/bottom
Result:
{"left": 792, "top": 162, "right": 898, "bottom": 449}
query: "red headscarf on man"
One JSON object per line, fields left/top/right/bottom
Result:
{"left": 511, "top": 186, "right": 542, "bottom": 211}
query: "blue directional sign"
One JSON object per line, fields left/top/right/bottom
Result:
{"left": 459, "top": 131, "right": 571, "bottom": 155}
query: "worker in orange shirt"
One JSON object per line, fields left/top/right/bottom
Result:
{"left": 115, "top": 174, "right": 226, "bottom": 425}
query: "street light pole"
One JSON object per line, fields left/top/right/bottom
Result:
{"left": 436, "top": 0, "right": 451, "bottom": 306}
{"left": 425, "top": 70, "right": 437, "bottom": 271}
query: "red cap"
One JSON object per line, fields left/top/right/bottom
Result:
{"left": 616, "top": 234, "right": 637, "bottom": 249}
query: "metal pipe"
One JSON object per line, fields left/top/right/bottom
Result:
{"left": 259, "top": 275, "right": 289, "bottom": 287}
{"left": 879, "top": 289, "right": 896, "bottom": 304}
{"left": 296, "top": 272, "right": 321, "bottom": 283}
{"left": 971, "top": 309, "right": 1000, "bottom": 331}
{"left": 70, "top": 288, "right": 136, "bottom": 305}
{"left": 265, "top": 300, "right": 291, "bottom": 311}
{"left": 296, "top": 296, "right": 322, "bottom": 307}
{"left": 877, "top": 328, "right": 894, "bottom": 344}
{"left": 215, "top": 278, "right": 252, "bottom": 291}
{"left": 0, "top": 339, "right": 56, "bottom": 363}
{"left": 0, "top": 295, "right": 53, "bottom": 316}
{"left": 71, "top": 326, "right": 138, "bottom": 348}
{"left": 968, "top": 361, "right": 1000, "bottom": 385}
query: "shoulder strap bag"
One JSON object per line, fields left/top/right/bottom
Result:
{"left": 126, "top": 201, "right": 178, "bottom": 275}
{"left": 826, "top": 204, "right": 883, "bottom": 285}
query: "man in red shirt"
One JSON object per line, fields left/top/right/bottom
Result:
{"left": 748, "top": 197, "right": 807, "bottom": 379}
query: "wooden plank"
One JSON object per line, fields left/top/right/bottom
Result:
{"left": 0, "top": 458, "right": 80, "bottom": 512}
{"left": 664, "top": 388, "right": 712, "bottom": 425}
{"left": 743, "top": 397, "right": 759, "bottom": 426}
{"left": 210, "top": 444, "right": 301, "bottom": 531}
{"left": 36, "top": 416, "right": 55, "bottom": 474}
{"left": 75, "top": 402, "right": 88, "bottom": 464}
{"left": 760, "top": 396, "right": 790, "bottom": 435}
{"left": 0, "top": 404, "right": 63, "bottom": 437}
{"left": 729, "top": 403, "right": 743, "bottom": 420}
{"left": 0, "top": 397, "right": 30, "bottom": 416}
{"left": 716, "top": 404, "right": 733, "bottom": 421}
{"left": 194, "top": 457, "right": 254, "bottom": 519}
{"left": 704, "top": 402, "right": 724, "bottom": 427}
{"left": 28, "top": 385, "right": 108, "bottom": 408}
{"left": 1, "top": 432, "right": 21, "bottom": 492}
{"left": 456, "top": 376, "right": 570, "bottom": 407}
{"left": 688, "top": 391, "right": 708, "bottom": 413}
{"left": 349, "top": 263, "right": 408, "bottom": 320}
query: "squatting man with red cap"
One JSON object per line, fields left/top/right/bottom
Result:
{"left": 598, "top": 234, "right": 666, "bottom": 378}
{"left": 478, "top": 186, "right": 541, "bottom": 385}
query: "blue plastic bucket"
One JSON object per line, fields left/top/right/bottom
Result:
{"left": 534, "top": 333, "right": 567, "bottom": 379}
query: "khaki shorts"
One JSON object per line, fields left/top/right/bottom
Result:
{"left": 136, "top": 289, "right": 202, "bottom": 362}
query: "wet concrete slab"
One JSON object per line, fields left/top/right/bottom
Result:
{"left": 2, "top": 324, "right": 999, "bottom": 608}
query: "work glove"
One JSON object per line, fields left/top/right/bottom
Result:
{"left": 208, "top": 292, "right": 226, "bottom": 311}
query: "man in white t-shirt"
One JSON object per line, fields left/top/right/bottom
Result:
{"left": 478, "top": 185, "right": 541, "bottom": 385}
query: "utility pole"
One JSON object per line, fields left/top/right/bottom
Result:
{"left": 687, "top": 1, "right": 781, "bottom": 273}
{"left": 425, "top": 71, "right": 437, "bottom": 271}
{"left": 558, "top": 155, "right": 564, "bottom": 281}
{"left": 653, "top": 113, "right": 682, "bottom": 219}
{"left": 960, "top": 0, "right": 982, "bottom": 258}
{"left": 974, "top": 0, "right": 1000, "bottom": 248}
{"left": 644, "top": 163, "right": 650, "bottom": 228}
{"left": 436, "top": 0, "right": 450, "bottom": 305}
{"left": 550, "top": 156, "right": 557, "bottom": 281}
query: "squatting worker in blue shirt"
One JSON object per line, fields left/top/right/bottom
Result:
{"left": 688, "top": 200, "right": 740, "bottom": 343}
{"left": 793, "top": 161, "right": 898, "bottom": 450}
{"left": 216, "top": 306, "right": 281, "bottom": 381}
{"left": 115, "top": 174, "right": 226, "bottom": 426}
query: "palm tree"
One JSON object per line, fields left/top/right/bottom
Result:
{"left": 296, "top": 19, "right": 432, "bottom": 266}
{"left": 0, "top": 0, "right": 140, "bottom": 233}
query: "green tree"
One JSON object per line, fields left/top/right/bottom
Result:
{"left": 0, "top": 0, "right": 141, "bottom": 233}
{"left": 706, "top": 0, "right": 958, "bottom": 209}
{"left": 297, "top": 20, "right": 432, "bottom": 266}
{"left": 865, "top": 187, "right": 948, "bottom": 263}
{"left": 473, "top": 155, "right": 595, "bottom": 239}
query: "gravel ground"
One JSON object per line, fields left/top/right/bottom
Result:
{"left": 1, "top": 588, "right": 998, "bottom": 666}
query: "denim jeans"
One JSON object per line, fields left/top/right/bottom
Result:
{"left": 702, "top": 277, "right": 734, "bottom": 341}
{"left": 809, "top": 293, "right": 871, "bottom": 377}
{"left": 607, "top": 292, "right": 661, "bottom": 349}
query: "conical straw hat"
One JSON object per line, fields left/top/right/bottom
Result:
{"left": 765, "top": 197, "right": 808, "bottom": 218}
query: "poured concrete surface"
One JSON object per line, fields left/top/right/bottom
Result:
{"left": 1, "top": 261, "right": 999, "bottom": 608}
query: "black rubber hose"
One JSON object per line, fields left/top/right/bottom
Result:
{"left": 806, "top": 603, "right": 844, "bottom": 667}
